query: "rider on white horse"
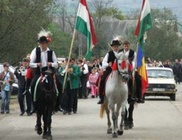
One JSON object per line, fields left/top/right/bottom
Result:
{"left": 119, "top": 40, "right": 137, "bottom": 104}
{"left": 97, "top": 39, "right": 120, "bottom": 104}
{"left": 97, "top": 39, "right": 137, "bottom": 104}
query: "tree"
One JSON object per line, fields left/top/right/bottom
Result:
{"left": 145, "top": 8, "right": 182, "bottom": 61}
{"left": 126, "top": 8, "right": 182, "bottom": 62}
{"left": 0, "top": 0, "right": 54, "bottom": 65}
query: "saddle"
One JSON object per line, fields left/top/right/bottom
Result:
{"left": 97, "top": 72, "right": 110, "bottom": 96}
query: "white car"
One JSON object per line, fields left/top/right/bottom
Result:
{"left": 144, "top": 67, "right": 177, "bottom": 101}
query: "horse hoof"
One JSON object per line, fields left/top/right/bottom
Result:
{"left": 128, "top": 123, "right": 134, "bottom": 129}
{"left": 124, "top": 123, "right": 129, "bottom": 130}
{"left": 37, "top": 128, "right": 42, "bottom": 135}
{"left": 47, "top": 135, "right": 53, "bottom": 140}
{"left": 42, "top": 133, "right": 47, "bottom": 139}
{"left": 112, "top": 132, "right": 118, "bottom": 138}
{"left": 124, "top": 125, "right": 129, "bottom": 130}
{"left": 117, "top": 130, "right": 123, "bottom": 135}
{"left": 107, "top": 128, "right": 112, "bottom": 134}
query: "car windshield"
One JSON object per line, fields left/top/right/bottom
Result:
{"left": 147, "top": 69, "right": 173, "bottom": 78}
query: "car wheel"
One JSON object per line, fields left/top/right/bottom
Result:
{"left": 170, "top": 94, "right": 176, "bottom": 101}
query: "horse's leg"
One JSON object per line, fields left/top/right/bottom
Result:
{"left": 106, "top": 104, "right": 112, "bottom": 134}
{"left": 36, "top": 108, "right": 43, "bottom": 135}
{"left": 42, "top": 106, "right": 48, "bottom": 139}
{"left": 42, "top": 105, "right": 53, "bottom": 140}
{"left": 110, "top": 104, "right": 118, "bottom": 138}
{"left": 118, "top": 104, "right": 125, "bottom": 135}
{"left": 128, "top": 103, "right": 134, "bottom": 129}
{"left": 124, "top": 106, "right": 129, "bottom": 130}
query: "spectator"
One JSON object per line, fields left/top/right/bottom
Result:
{"left": 0, "top": 62, "right": 15, "bottom": 114}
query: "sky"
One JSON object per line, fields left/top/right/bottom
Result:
{"left": 60, "top": 0, "right": 182, "bottom": 24}
{"left": 112, "top": 0, "right": 182, "bottom": 22}
{"left": 66, "top": 0, "right": 182, "bottom": 22}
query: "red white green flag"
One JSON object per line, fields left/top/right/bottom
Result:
{"left": 75, "top": 0, "right": 97, "bottom": 60}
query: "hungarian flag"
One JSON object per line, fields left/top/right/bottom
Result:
{"left": 135, "top": 0, "right": 152, "bottom": 95}
{"left": 75, "top": 0, "right": 97, "bottom": 60}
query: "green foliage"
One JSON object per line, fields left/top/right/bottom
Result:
{"left": 93, "top": 7, "right": 124, "bottom": 20}
{"left": 47, "top": 23, "right": 72, "bottom": 58}
{"left": 0, "top": 0, "right": 54, "bottom": 65}
{"left": 126, "top": 8, "right": 182, "bottom": 62}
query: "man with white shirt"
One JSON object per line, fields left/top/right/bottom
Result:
{"left": 97, "top": 40, "right": 121, "bottom": 104}
{"left": 119, "top": 40, "right": 138, "bottom": 104}
{"left": 29, "top": 32, "right": 58, "bottom": 112}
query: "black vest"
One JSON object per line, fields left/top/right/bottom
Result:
{"left": 108, "top": 51, "right": 116, "bottom": 64}
{"left": 35, "top": 47, "right": 53, "bottom": 62}
{"left": 35, "top": 47, "right": 53, "bottom": 73}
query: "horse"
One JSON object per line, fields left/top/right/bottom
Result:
{"left": 124, "top": 102, "right": 135, "bottom": 130}
{"left": 35, "top": 69, "right": 57, "bottom": 140}
{"left": 100, "top": 52, "right": 130, "bottom": 138}
{"left": 124, "top": 71, "right": 143, "bottom": 130}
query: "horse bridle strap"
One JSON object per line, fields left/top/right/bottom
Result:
{"left": 115, "top": 58, "right": 130, "bottom": 75}
{"left": 34, "top": 76, "right": 42, "bottom": 102}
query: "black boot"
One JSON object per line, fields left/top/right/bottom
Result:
{"left": 137, "top": 98, "right": 145, "bottom": 103}
{"left": 128, "top": 96, "right": 136, "bottom": 104}
{"left": 97, "top": 96, "right": 104, "bottom": 104}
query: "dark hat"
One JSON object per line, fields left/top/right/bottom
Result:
{"left": 123, "top": 40, "right": 130, "bottom": 44}
{"left": 22, "top": 58, "right": 30, "bottom": 62}
{"left": 3, "top": 62, "right": 10, "bottom": 67}
{"left": 38, "top": 36, "right": 48, "bottom": 43}
{"left": 110, "top": 40, "right": 121, "bottom": 46}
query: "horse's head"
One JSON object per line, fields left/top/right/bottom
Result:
{"left": 116, "top": 52, "right": 131, "bottom": 82}
{"left": 41, "top": 69, "right": 55, "bottom": 92}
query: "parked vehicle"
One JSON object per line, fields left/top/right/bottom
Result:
{"left": 144, "top": 67, "right": 177, "bottom": 101}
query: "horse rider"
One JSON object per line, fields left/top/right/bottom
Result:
{"left": 97, "top": 39, "right": 121, "bottom": 104}
{"left": 119, "top": 40, "right": 139, "bottom": 104}
{"left": 97, "top": 38, "right": 138, "bottom": 104}
{"left": 29, "top": 30, "right": 58, "bottom": 112}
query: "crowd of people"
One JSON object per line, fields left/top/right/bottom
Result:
{"left": 146, "top": 58, "right": 182, "bottom": 84}
{"left": 1, "top": 30, "right": 181, "bottom": 116}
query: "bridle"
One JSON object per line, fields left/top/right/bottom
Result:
{"left": 116, "top": 58, "right": 130, "bottom": 82}
{"left": 41, "top": 70, "right": 55, "bottom": 93}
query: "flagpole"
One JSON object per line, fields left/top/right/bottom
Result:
{"left": 62, "top": 29, "right": 77, "bottom": 93}
{"left": 132, "top": 42, "right": 139, "bottom": 98}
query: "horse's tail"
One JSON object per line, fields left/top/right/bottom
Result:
{"left": 99, "top": 103, "right": 106, "bottom": 118}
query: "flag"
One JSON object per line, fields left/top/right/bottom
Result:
{"left": 135, "top": 0, "right": 152, "bottom": 95}
{"left": 75, "top": 0, "right": 97, "bottom": 60}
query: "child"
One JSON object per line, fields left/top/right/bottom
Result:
{"left": 88, "top": 67, "right": 99, "bottom": 98}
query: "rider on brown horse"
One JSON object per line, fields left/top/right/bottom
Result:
{"left": 29, "top": 30, "right": 58, "bottom": 113}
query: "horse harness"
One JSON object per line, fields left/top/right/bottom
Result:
{"left": 113, "top": 58, "right": 131, "bottom": 82}
{"left": 33, "top": 71, "right": 58, "bottom": 102}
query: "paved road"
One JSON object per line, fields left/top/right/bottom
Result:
{"left": 0, "top": 84, "right": 182, "bottom": 140}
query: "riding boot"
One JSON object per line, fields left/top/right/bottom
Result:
{"left": 97, "top": 95, "right": 104, "bottom": 104}
{"left": 97, "top": 81, "right": 105, "bottom": 104}
{"left": 128, "top": 95, "right": 136, "bottom": 104}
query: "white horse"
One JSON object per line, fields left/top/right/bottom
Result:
{"left": 100, "top": 52, "right": 130, "bottom": 138}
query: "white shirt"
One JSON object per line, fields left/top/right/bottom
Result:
{"left": 123, "top": 49, "right": 136, "bottom": 70}
{"left": 81, "top": 63, "right": 89, "bottom": 75}
{"left": 29, "top": 46, "right": 58, "bottom": 69}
